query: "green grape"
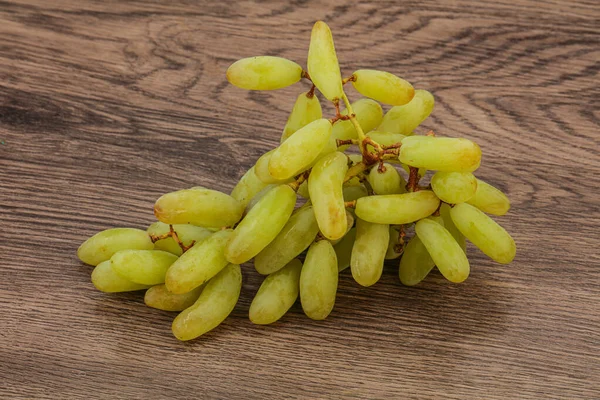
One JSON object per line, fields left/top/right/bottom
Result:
{"left": 308, "top": 151, "right": 348, "bottom": 241}
{"left": 439, "top": 203, "right": 466, "bottom": 252}
{"left": 254, "top": 205, "right": 319, "bottom": 275}
{"left": 385, "top": 226, "right": 402, "bottom": 260}
{"left": 269, "top": 119, "right": 332, "bottom": 180}
{"left": 332, "top": 99, "right": 384, "bottom": 150}
{"left": 351, "top": 69, "right": 414, "bottom": 106}
{"left": 378, "top": 90, "right": 434, "bottom": 134}
{"left": 172, "top": 263, "right": 242, "bottom": 341}
{"left": 165, "top": 229, "right": 232, "bottom": 294}
{"left": 355, "top": 191, "right": 440, "bottom": 225}
{"left": 450, "top": 203, "right": 516, "bottom": 264}
{"left": 300, "top": 240, "right": 338, "bottom": 320}
{"left": 225, "top": 184, "right": 296, "bottom": 264}
{"left": 244, "top": 184, "right": 277, "bottom": 213}
{"left": 249, "top": 259, "right": 303, "bottom": 325}
{"left": 366, "top": 131, "right": 406, "bottom": 147}
{"left": 154, "top": 188, "right": 243, "bottom": 229}
{"left": 467, "top": 178, "right": 511, "bottom": 216}
{"left": 77, "top": 228, "right": 154, "bottom": 266}
{"left": 307, "top": 21, "right": 343, "bottom": 101}
{"left": 399, "top": 235, "right": 435, "bottom": 286}
{"left": 415, "top": 218, "right": 470, "bottom": 283}
{"left": 347, "top": 153, "right": 363, "bottom": 165}
{"left": 334, "top": 228, "right": 357, "bottom": 272}
{"left": 297, "top": 180, "right": 310, "bottom": 198}
{"left": 253, "top": 150, "right": 293, "bottom": 184}
{"left": 91, "top": 260, "right": 151, "bottom": 293}
{"left": 430, "top": 171, "right": 478, "bottom": 204}
{"left": 281, "top": 92, "right": 322, "bottom": 143}
{"left": 146, "top": 222, "right": 213, "bottom": 256}
{"left": 330, "top": 211, "right": 355, "bottom": 245}
{"left": 144, "top": 284, "right": 203, "bottom": 312}
{"left": 351, "top": 219, "right": 389, "bottom": 287}
{"left": 110, "top": 250, "right": 178, "bottom": 285}
{"left": 368, "top": 163, "right": 406, "bottom": 195}
{"left": 400, "top": 136, "right": 481, "bottom": 172}
{"left": 343, "top": 184, "right": 368, "bottom": 202}
{"left": 226, "top": 56, "right": 302, "bottom": 90}
{"left": 230, "top": 166, "right": 270, "bottom": 208}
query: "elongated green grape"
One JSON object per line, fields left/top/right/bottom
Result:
{"left": 147, "top": 222, "right": 212, "bottom": 256}
{"left": 334, "top": 228, "right": 357, "bottom": 272}
{"left": 254, "top": 150, "right": 293, "bottom": 184}
{"left": 352, "top": 69, "right": 414, "bottom": 106}
{"left": 297, "top": 180, "right": 310, "bottom": 198}
{"left": 225, "top": 184, "right": 296, "bottom": 264}
{"left": 467, "top": 178, "right": 511, "bottom": 216}
{"left": 230, "top": 166, "right": 269, "bottom": 208}
{"left": 281, "top": 92, "right": 322, "bottom": 143}
{"left": 110, "top": 250, "right": 178, "bottom": 285}
{"left": 343, "top": 184, "right": 368, "bottom": 202}
{"left": 385, "top": 226, "right": 402, "bottom": 260}
{"left": 254, "top": 206, "right": 319, "bottom": 275}
{"left": 450, "top": 203, "right": 516, "bottom": 264}
{"left": 400, "top": 136, "right": 481, "bottom": 172}
{"left": 154, "top": 188, "right": 243, "bottom": 229}
{"left": 249, "top": 259, "right": 302, "bottom": 325}
{"left": 172, "top": 263, "right": 241, "bottom": 341}
{"left": 431, "top": 171, "right": 477, "bottom": 204}
{"left": 226, "top": 56, "right": 302, "bottom": 90}
{"left": 332, "top": 99, "right": 384, "bottom": 149}
{"left": 439, "top": 203, "right": 466, "bottom": 252}
{"left": 300, "top": 240, "right": 338, "bottom": 320}
{"left": 415, "top": 219, "right": 470, "bottom": 283}
{"left": 308, "top": 151, "right": 348, "bottom": 240}
{"left": 269, "top": 119, "right": 332, "bottom": 180}
{"left": 91, "top": 260, "right": 151, "bottom": 293}
{"left": 378, "top": 90, "right": 435, "bottom": 134}
{"left": 165, "top": 229, "right": 232, "bottom": 294}
{"left": 399, "top": 235, "right": 435, "bottom": 286}
{"left": 307, "top": 21, "right": 343, "bottom": 101}
{"left": 355, "top": 191, "right": 440, "bottom": 225}
{"left": 77, "top": 228, "right": 154, "bottom": 266}
{"left": 330, "top": 211, "right": 355, "bottom": 245}
{"left": 244, "top": 184, "right": 277, "bottom": 213}
{"left": 366, "top": 131, "right": 406, "bottom": 147}
{"left": 368, "top": 163, "right": 406, "bottom": 195}
{"left": 351, "top": 219, "right": 389, "bottom": 287}
{"left": 144, "top": 284, "right": 203, "bottom": 312}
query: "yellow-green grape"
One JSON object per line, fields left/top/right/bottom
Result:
{"left": 91, "top": 260, "right": 151, "bottom": 293}
{"left": 366, "top": 131, "right": 406, "bottom": 147}
{"left": 355, "top": 191, "right": 440, "bottom": 225}
{"left": 297, "top": 180, "right": 310, "bottom": 199}
{"left": 281, "top": 92, "right": 322, "bottom": 143}
{"left": 225, "top": 184, "right": 296, "bottom": 264}
{"left": 172, "top": 263, "right": 242, "bottom": 341}
{"left": 399, "top": 235, "right": 435, "bottom": 286}
{"left": 269, "top": 119, "right": 332, "bottom": 180}
{"left": 334, "top": 228, "right": 357, "bottom": 272}
{"left": 77, "top": 228, "right": 154, "bottom": 266}
{"left": 332, "top": 99, "right": 384, "bottom": 149}
{"left": 230, "top": 166, "right": 269, "bottom": 208}
{"left": 348, "top": 153, "right": 363, "bottom": 165}
{"left": 146, "top": 222, "right": 213, "bottom": 256}
{"left": 144, "top": 284, "right": 203, "bottom": 312}
{"left": 254, "top": 205, "right": 319, "bottom": 275}
{"left": 450, "top": 203, "right": 516, "bottom": 264}
{"left": 307, "top": 21, "right": 343, "bottom": 101}
{"left": 431, "top": 171, "right": 478, "bottom": 204}
{"left": 253, "top": 150, "right": 293, "bottom": 184}
{"left": 343, "top": 184, "right": 368, "bottom": 202}
{"left": 378, "top": 90, "right": 435, "bottom": 134}
{"left": 415, "top": 219, "right": 470, "bottom": 283}
{"left": 226, "top": 56, "right": 302, "bottom": 90}
{"left": 244, "top": 184, "right": 277, "bottom": 213}
{"left": 351, "top": 69, "right": 414, "bottom": 106}
{"left": 110, "top": 250, "right": 178, "bottom": 285}
{"left": 330, "top": 211, "right": 355, "bottom": 245}
{"left": 385, "top": 226, "right": 402, "bottom": 260}
{"left": 249, "top": 259, "right": 302, "bottom": 325}
{"left": 368, "top": 163, "right": 406, "bottom": 195}
{"left": 400, "top": 136, "right": 481, "bottom": 173}
{"left": 154, "top": 188, "right": 243, "bottom": 229}
{"left": 308, "top": 151, "right": 348, "bottom": 241}
{"left": 440, "top": 203, "right": 466, "bottom": 253}
{"left": 351, "top": 219, "right": 389, "bottom": 287}
{"left": 165, "top": 229, "right": 232, "bottom": 294}
{"left": 467, "top": 178, "right": 511, "bottom": 216}
{"left": 300, "top": 240, "right": 338, "bottom": 320}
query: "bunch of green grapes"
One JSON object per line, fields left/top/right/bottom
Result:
{"left": 77, "top": 21, "right": 516, "bottom": 341}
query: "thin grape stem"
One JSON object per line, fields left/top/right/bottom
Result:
{"left": 149, "top": 225, "right": 195, "bottom": 253}
{"left": 343, "top": 161, "right": 368, "bottom": 183}
{"left": 288, "top": 169, "right": 310, "bottom": 191}
{"left": 344, "top": 200, "right": 357, "bottom": 208}
{"left": 406, "top": 167, "right": 421, "bottom": 192}
{"left": 306, "top": 84, "right": 316, "bottom": 98}
{"left": 342, "top": 75, "right": 356, "bottom": 85}
{"left": 341, "top": 92, "right": 367, "bottom": 144}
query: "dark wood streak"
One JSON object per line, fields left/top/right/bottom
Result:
{"left": 1, "top": 0, "right": 599, "bottom": 399}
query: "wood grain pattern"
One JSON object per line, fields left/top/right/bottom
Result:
{"left": 1, "top": 0, "right": 598, "bottom": 398}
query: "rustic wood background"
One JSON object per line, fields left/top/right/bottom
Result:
{"left": 1, "top": 0, "right": 598, "bottom": 398}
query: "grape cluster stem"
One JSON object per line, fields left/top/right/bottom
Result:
{"left": 149, "top": 224, "right": 196, "bottom": 253}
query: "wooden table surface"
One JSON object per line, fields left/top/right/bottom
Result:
{"left": 1, "top": 1, "right": 599, "bottom": 399}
